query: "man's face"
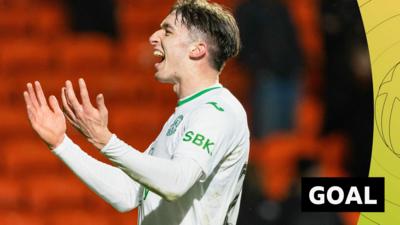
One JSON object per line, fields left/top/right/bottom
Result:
{"left": 149, "top": 11, "right": 194, "bottom": 83}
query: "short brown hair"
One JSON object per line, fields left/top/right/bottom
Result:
{"left": 172, "top": 0, "right": 241, "bottom": 71}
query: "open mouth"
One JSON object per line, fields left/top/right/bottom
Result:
{"left": 153, "top": 50, "right": 165, "bottom": 63}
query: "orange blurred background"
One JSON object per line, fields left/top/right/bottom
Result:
{"left": 0, "top": 0, "right": 369, "bottom": 224}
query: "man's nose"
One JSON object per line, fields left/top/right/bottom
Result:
{"left": 149, "top": 30, "right": 162, "bottom": 46}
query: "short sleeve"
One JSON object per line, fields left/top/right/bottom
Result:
{"left": 174, "top": 104, "right": 237, "bottom": 180}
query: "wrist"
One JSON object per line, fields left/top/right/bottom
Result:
{"left": 91, "top": 129, "right": 113, "bottom": 150}
{"left": 49, "top": 134, "right": 66, "bottom": 150}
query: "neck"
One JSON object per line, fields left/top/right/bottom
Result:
{"left": 173, "top": 70, "right": 220, "bottom": 99}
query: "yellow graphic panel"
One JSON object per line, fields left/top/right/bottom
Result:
{"left": 358, "top": 0, "right": 400, "bottom": 224}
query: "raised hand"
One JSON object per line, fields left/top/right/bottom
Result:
{"left": 62, "top": 78, "right": 112, "bottom": 149}
{"left": 23, "top": 81, "right": 66, "bottom": 149}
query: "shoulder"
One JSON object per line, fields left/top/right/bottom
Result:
{"left": 187, "top": 88, "right": 247, "bottom": 129}
{"left": 187, "top": 102, "right": 232, "bottom": 126}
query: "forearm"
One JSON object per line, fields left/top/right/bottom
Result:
{"left": 101, "top": 135, "right": 203, "bottom": 201}
{"left": 52, "top": 135, "right": 140, "bottom": 212}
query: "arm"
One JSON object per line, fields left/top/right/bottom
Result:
{"left": 62, "top": 79, "right": 203, "bottom": 201}
{"left": 101, "top": 134, "right": 203, "bottom": 201}
{"left": 23, "top": 81, "right": 140, "bottom": 212}
{"left": 53, "top": 135, "right": 141, "bottom": 212}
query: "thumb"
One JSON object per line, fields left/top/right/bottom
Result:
{"left": 96, "top": 94, "right": 108, "bottom": 115}
{"left": 49, "top": 95, "right": 63, "bottom": 114}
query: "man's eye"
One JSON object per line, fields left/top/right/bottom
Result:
{"left": 165, "top": 30, "right": 172, "bottom": 36}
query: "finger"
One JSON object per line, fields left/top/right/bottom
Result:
{"left": 49, "top": 95, "right": 63, "bottom": 114}
{"left": 65, "top": 112, "right": 80, "bottom": 129}
{"left": 26, "top": 106, "right": 37, "bottom": 125}
{"left": 96, "top": 93, "right": 108, "bottom": 116}
{"left": 34, "top": 81, "right": 48, "bottom": 107}
{"left": 61, "top": 87, "right": 77, "bottom": 120}
{"left": 65, "top": 80, "right": 83, "bottom": 113}
{"left": 23, "top": 91, "right": 34, "bottom": 111}
{"left": 65, "top": 88, "right": 80, "bottom": 119}
{"left": 79, "top": 78, "right": 93, "bottom": 108}
{"left": 24, "top": 92, "right": 36, "bottom": 122}
{"left": 63, "top": 86, "right": 75, "bottom": 110}
{"left": 27, "top": 83, "right": 39, "bottom": 109}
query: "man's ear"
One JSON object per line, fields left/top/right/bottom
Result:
{"left": 189, "top": 42, "right": 207, "bottom": 59}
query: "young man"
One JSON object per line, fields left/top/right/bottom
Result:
{"left": 23, "top": 1, "right": 249, "bottom": 225}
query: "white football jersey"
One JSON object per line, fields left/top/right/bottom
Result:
{"left": 138, "top": 84, "right": 250, "bottom": 225}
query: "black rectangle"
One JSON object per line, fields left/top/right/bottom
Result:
{"left": 301, "top": 177, "right": 384, "bottom": 212}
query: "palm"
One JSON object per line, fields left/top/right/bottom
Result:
{"left": 24, "top": 82, "right": 66, "bottom": 149}
{"left": 31, "top": 105, "right": 66, "bottom": 147}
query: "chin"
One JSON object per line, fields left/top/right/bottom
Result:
{"left": 154, "top": 72, "right": 173, "bottom": 83}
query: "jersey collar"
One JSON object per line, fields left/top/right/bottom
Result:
{"left": 177, "top": 84, "right": 222, "bottom": 107}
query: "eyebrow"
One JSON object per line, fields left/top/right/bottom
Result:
{"left": 161, "top": 22, "right": 175, "bottom": 31}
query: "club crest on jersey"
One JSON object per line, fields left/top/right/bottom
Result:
{"left": 167, "top": 115, "right": 184, "bottom": 136}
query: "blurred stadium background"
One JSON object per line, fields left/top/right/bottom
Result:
{"left": 0, "top": 0, "right": 372, "bottom": 224}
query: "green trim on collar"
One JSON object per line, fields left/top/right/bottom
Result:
{"left": 177, "top": 86, "right": 222, "bottom": 107}
{"left": 207, "top": 102, "right": 224, "bottom": 111}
